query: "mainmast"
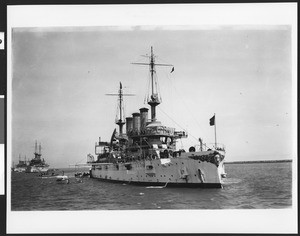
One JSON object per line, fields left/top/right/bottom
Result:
{"left": 34, "top": 140, "right": 38, "bottom": 159}
{"left": 132, "top": 46, "right": 173, "bottom": 122}
{"left": 39, "top": 143, "right": 42, "bottom": 157}
{"left": 34, "top": 141, "right": 41, "bottom": 160}
{"left": 106, "top": 82, "right": 134, "bottom": 136}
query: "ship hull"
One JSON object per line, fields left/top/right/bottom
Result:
{"left": 13, "top": 167, "right": 27, "bottom": 172}
{"left": 92, "top": 177, "right": 222, "bottom": 188}
{"left": 26, "top": 165, "right": 49, "bottom": 173}
{"left": 90, "top": 152, "right": 225, "bottom": 188}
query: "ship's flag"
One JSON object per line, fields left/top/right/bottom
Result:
{"left": 170, "top": 67, "right": 174, "bottom": 73}
{"left": 209, "top": 115, "right": 215, "bottom": 126}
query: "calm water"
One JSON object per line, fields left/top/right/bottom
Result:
{"left": 11, "top": 162, "right": 292, "bottom": 210}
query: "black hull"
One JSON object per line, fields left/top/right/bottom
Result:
{"left": 91, "top": 176, "right": 222, "bottom": 188}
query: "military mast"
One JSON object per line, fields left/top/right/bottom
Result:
{"left": 132, "top": 46, "right": 173, "bottom": 122}
{"left": 34, "top": 140, "right": 40, "bottom": 160}
{"left": 106, "top": 82, "right": 134, "bottom": 136}
{"left": 39, "top": 143, "right": 42, "bottom": 158}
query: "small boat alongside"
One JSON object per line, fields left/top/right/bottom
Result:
{"left": 74, "top": 172, "right": 90, "bottom": 178}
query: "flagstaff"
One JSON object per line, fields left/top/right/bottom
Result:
{"left": 209, "top": 113, "right": 217, "bottom": 149}
{"left": 214, "top": 113, "right": 217, "bottom": 149}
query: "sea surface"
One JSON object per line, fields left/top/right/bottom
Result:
{"left": 11, "top": 162, "right": 292, "bottom": 210}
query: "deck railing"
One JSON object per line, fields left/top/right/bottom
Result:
{"left": 207, "top": 143, "right": 226, "bottom": 152}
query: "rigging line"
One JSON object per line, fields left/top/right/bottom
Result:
{"left": 154, "top": 73, "right": 158, "bottom": 93}
{"left": 172, "top": 81, "right": 205, "bottom": 135}
{"left": 157, "top": 106, "right": 187, "bottom": 132}
{"left": 144, "top": 71, "right": 151, "bottom": 104}
{"left": 143, "top": 75, "right": 147, "bottom": 104}
{"left": 157, "top": 106, "right": 206, "bottom": 147}
{"left": 122, "top": 101, "right": 125, "bottom": 120}
{"left": 156, "top": 56, "right": 171, "bottom": 66}
{"left": 75, "top": 157, "right": 87, "bottom": 165}
{"left": 115, "top": 98, "right": 120, "bottom": 122}
{"left": 132, "top": 57, "right": 148, "bottom": 105}
{"left": 163, "top": 68, "right": 203, "bottom": 131}
{"left": 158, "top": 106, "right": 213, "bottom": 148}
{"left": 144, "top": 67, "right": 150, "bottom": 104}
{"left": 162, "top": 65, "right": 175, "bottom": 115}
{"left": 156, "top": 72, "right": 162, "bottom": 102}
{"left": 164, "top": 71, "right": 213, "bottom": 150}
{"left": 147, "top": 70, "right": 151, "bottom": 100}
{"left": 188, "top": 133, "right": 202, "bottom": 143}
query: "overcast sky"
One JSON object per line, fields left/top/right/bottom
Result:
{"left": 11, "top": 25, "right": 292, "bottom": 167}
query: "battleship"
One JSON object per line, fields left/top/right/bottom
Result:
{"left": 25, "top": 141, "right": 49, "bottom": 173}
{"left": 13, "top": 155, "right": 28, "bottom": 172}
{"left": 87, "top": 47, "right": 226, "bottom": 188}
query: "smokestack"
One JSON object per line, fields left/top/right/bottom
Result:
{"left": 126, "top": 117, "right": 133, "bottom": 134}
{"left": 132, "top": 112, "right": 141, "bottom": 133}
{"left": 139, "top": 107, "right": 149, "bottom": 131}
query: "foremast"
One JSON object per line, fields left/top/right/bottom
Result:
{"left": 34, "top": 140, "right": 42, "bottom": 160}
{"left": 106, "top": 82, "right": 134, "bottom": 136}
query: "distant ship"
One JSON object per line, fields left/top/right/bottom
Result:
{"left": 13, "top": 154, "right": 28, "bottom": 172}
{"left": 26, "top": 141, "right": 49, "bottom": 173}
{"left": 87, "top": 47, "right": 226, "bottom": 188}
